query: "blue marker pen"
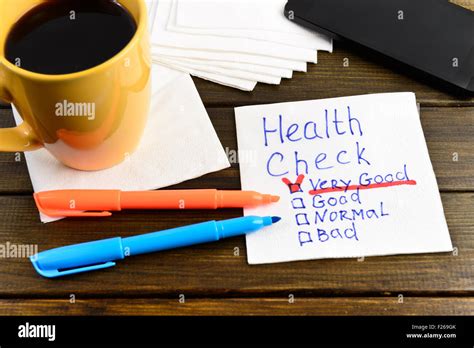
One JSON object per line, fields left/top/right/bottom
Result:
{"left": 30, "top": 216, "right": 281, "bottom": 278}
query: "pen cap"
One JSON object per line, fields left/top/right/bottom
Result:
{"left": 34, "top": 190, "right": 121, "bottom": 217}
{"left": 31, "top": 237, "right": 124, "bottom": 278}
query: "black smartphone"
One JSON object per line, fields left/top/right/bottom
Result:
{"left": 285, "top": 0, "right": 474, "bottom": 93}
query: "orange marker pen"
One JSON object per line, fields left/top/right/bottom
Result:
{"left": 34, "top": 189, "right": 280, "bottom": 218}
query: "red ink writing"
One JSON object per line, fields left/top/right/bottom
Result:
{"left": 310, "top": 180, "right": 417, "bottom": 195}
{"left": 282, "top": 174, "right": 305, "bottom": 193}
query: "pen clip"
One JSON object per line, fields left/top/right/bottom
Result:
{"left": 39, "top": 208, "right": 112, "bottom": 218}
{"left": 34, "top": 193, "right": 112, "bottom": 217}
{"left": 43, "top": 209, "right": 112, "bottom": 218}
{"left": 31, "top": 259, "right": 117, "bottom": 278}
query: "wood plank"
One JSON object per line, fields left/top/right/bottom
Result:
{"left": 1, "top": 106, "right": 473, "bottom": 193}
{"left": 0, "top": 192, "right": 471, "bottom": 297}
{"left": 452, "top": 0, "right": 474, "bottom": 11}
{"left": 0, "top": 297, "right": 472, "bottom": 316}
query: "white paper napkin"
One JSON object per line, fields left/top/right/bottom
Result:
{"left": 13, "top": 64, "right": 231, "bottom": 223}
{"left": 151, "top": 0, "right": 317, "bottom": 63}
{"left": 148, "top": 0, "right": 259, "bottom": 90}
{"left": 153, "top": 57, "right": 258, "bottom": 91}
{"left": 156, "top": 56, "right": 282, "bottom": 85}
{"left": 153, "top": 45, "right": 308, "bottom": 72}
{"left": 171, "top": 0, "right": 332, "bottom": 51}
{"left": 169, "top": 57, "right": 293, "bottom": 78}
{"left": 177, "top": 0, "right": 323, "bottom": 37}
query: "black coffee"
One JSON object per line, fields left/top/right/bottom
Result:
{"left": 5, "top": 0, "right": 137, "bottom": 75}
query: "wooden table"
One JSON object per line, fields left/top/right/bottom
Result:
{"left": 1, "top": 1, "right": 473, "bottom": 316}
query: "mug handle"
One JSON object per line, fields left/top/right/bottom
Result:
{"left": 0, "top": 76, "right": 42, "bottom": 152}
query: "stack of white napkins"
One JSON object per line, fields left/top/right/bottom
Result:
{"left": 147, "top": 0, "right": 333, "bottom": 91}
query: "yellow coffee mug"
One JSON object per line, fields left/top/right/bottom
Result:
{"left": 0, "top": 0, "right": 151, "bottom": 170}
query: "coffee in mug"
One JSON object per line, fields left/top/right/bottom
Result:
{"left": 5, "top": 0, "right": 137, "bottom": 75}
{"left": 0, "top": 0, "right": 151, "bottom": 171}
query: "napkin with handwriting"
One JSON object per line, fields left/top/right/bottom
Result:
{"left": 14, "top": 64, "right": 230, "bottom": 223}
{"left": 235, "top": 93, "right": 452, "bottom": 264}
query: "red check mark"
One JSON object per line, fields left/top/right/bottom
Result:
{"left": 282, "top": 174, "right": 305, "bottom": 193}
